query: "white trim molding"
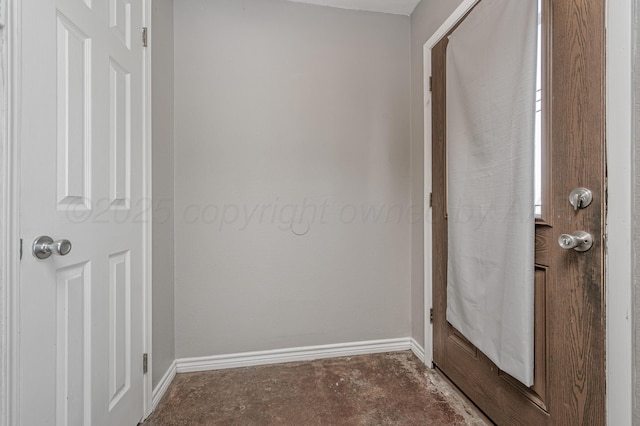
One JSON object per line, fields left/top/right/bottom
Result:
{"left": 150, "top": 338, "right": 423, "bottom": 413}
{"left": 607, "top": 0, "right": 634, "bottom": 424}
{"left": 410, "top": 338, "right": 425, "bottom": 363}
{"left": 152, "top": 360, "right": 177, "bottom": 410}
{"left": 142, "top": 0, "right": 154, "bottom": 420}
{"left": 423, "top": 36, "right": 433, "bottom": 368}
{"left": 176, "top": 338, "right": 415, "bottom": 374}
{"left": 286, "top": 0, "right": 420, "bottom": 16}
{"left": 2, "top": 0, "right": 22, "bottom": 425}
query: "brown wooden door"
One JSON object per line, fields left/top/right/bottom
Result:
{"left": 431, "top": 0, "right": 605, "bottom": 424}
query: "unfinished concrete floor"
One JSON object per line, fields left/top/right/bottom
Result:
{"left": 144, "top": 351, "right": 488, "bottom": 426}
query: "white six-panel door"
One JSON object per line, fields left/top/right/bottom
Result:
{"left": 19, "top": 0, "right": 145, "bottom": 424}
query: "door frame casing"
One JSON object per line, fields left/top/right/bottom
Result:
{"left": 0, "top": 0, "right": 155, "bottom": 423}
{"left": 2, "top": 1, "right": 22, "bottom": 425}
{"left": 607, "top": 0, "right": 633, "bottom": 424}
{"left": 422, "top": 0, "right": 633, "bottom": 424}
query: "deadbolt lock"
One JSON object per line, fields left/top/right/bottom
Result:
{"left": 569, "top": 187, "right": 593, "bottom": 211}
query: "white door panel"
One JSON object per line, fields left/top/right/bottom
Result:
{"left": 20, "top": 0, "right": 145, "bottom": 424}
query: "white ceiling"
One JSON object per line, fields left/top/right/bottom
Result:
{"left": 286, "top": 0, "right": 421, "bottom": 16}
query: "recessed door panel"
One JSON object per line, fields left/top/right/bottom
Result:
{"left": 109, "top": 59, "right": 131, "bottom": 209}
{"left": 56, "top": 262, "right": 91, "bottom": 426}
{"left": 56, "top": 14, "right": 91, "bottom": 210}
{"left": 110, "top": 0, "right": 131, "bottom": 50}
{"left": 108, "top": 251, "right": 131, "bottom": 409}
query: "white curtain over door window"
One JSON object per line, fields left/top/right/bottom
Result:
{"left": 446, "top": 0, "right": 538, "bottom": 386}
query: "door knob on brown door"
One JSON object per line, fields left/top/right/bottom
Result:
{"left": 558, "top": 231, "right": 593, "bottom": 252}
{"left": 32, "top": 236, "right": 72, "bottom": 259}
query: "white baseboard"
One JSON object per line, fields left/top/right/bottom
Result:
{"left": 152, "top": 360, "right": 177, "bottom": 410}
{"left": 410, "top": 338, "right": 426, "bottom": 363}
{"left": 176, "top": 337, "right": 413, "bottom": 373}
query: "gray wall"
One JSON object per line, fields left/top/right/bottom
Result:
{"left": 409, "top": 0, "right": 463, "bottom": 347}
{"left": 151, "top": 0, "right": 175, "bottom": 388}
{"left": 173, "top": 0, "right": 411, "bottom": 358}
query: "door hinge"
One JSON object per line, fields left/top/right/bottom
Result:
{"left": 143, "top": 353, "right": 148, "bottom": 374}
{"left": 429, "top": 192, "right": 433, "bottom": 208}
{"left": 19, "top": 238, "right": 23, "bottom": 260}
{"left": 142, "top": 27, "right": 148, "bottom": 48}
{"left": 429, "top": 76, "right": 433, "bottom": 92}
{"left": 430, "top": 308, "right": 434, "bottom": 323}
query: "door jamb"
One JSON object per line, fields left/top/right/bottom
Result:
{"left": 421, "top": 0, "right": 632, "bottom": 424}
{"left": 2, "top": 0, "right": 23, "bottom": 425}
{"left": 605, "top": 0, "right": 633, "bottom": 424}
{"left": 142, "top": 0, "right": 154, "bottom": 419}
{"left": 0, "top": 0, "right": 155, "bottom": 423}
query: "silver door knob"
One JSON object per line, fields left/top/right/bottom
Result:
{"left": 558, "top": 231, "right": 593, "bottom": 252}
{"left": 32, "top": 236, "right": 72, "bottom": 259}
